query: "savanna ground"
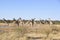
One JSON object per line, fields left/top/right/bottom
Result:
{"left": 0, "top": 24, "right": 60, "bottom": 40}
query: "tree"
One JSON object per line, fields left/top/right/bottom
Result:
{"left": 13, "top": 18, "right": 16, "bottom": 21}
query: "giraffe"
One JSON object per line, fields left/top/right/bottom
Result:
{"left": 3, "top": 18, "right": 9, "bottom": 26}
{"left": 18, "top": 18, "right": 24, "bottom": 27}
{"left": 48, "top": 18, "right": 53, "bottom": 25}
{"left": 31, "top": 18, "right": 36, "bottom": 27}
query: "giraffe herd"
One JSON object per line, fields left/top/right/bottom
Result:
{"left": 0, "top": 18, "right": 53, "bottom": 27}
{"left": 7, "top": 18, "right": 52, "bottom": 27}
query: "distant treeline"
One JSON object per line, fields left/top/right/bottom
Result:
{"left": 0, "top": 18, "right": 60, "bottom": 24}
{"left": 52, "top": 21, "right": 60, "bottom": 24}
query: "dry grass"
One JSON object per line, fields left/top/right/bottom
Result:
{"left": 0, "top": 24, "right": 60, "bottom": 40}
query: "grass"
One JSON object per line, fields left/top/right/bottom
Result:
{"left": 0, "top": 24, "right": 60, "bottom": 40}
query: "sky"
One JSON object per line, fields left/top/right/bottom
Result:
{"left": 0, "top": 0, "right": 60, "bottom": 20}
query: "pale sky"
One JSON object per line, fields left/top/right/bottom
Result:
{"left": 0, "top": 0, "right": 60, "bottom": 20}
